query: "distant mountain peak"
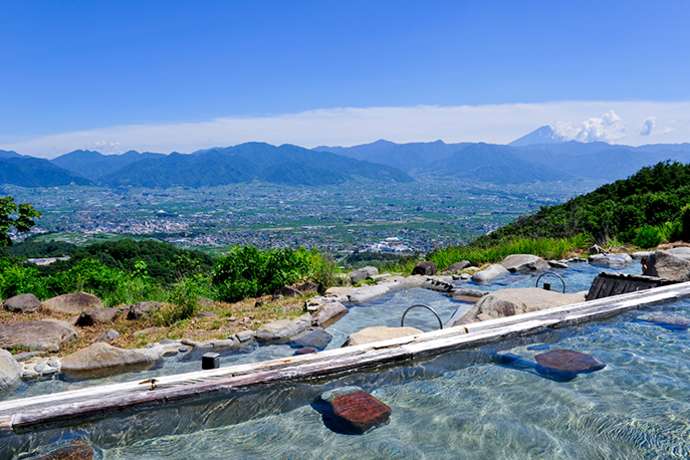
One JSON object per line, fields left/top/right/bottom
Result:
{"left": 510, "top": 125, "right": 570, "bottom": 147}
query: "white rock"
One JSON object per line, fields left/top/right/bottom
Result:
{"left": 472, "top": 264, "right": 510, "bottom": 283}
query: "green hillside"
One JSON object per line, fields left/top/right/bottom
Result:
{"left": 478, "top": 161, "right": 690, "bottom": 246}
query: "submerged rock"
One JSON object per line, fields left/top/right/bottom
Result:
{"left": 315, "top": 386, "right": 392, "bottom": 434}
{"left": 588, "top": 253, "right": 632, "bottom": 268}
{"left": 0, "top": 349, "right": 21, "bottom": 392}
{"left": 290, "top": 328, "right": 332, "bottom": 350}
{"left": 28, "top": 439, "right": 95, "bottom": 460}
{"left": 41, "top": 292, "right": 103, "bottom": 315}
{"left": 0, "top": 320, "right": 78, "bottom": 352}
{"left": 412, "top": 261, "right": 437, "bottom": 276}
{"left": 61, "top": 342, "right": 159, "bottom": 379}
{"left": 471, "top": 264, "right": 509, "bottom": 283}
{"left": 3, "top": 293, "right": 41, "bottom": 313}
{"left": 255, "top": 314, "right": 312, "bottom": 344}
{"left": 534, "top": 349, "right": 606, "bottom": 381}
{"left": 500, "top": 254, "right": 549, "bottom": 273}
{"left": 344, "top": 326, "right": 422, "bottom": 346}
{"left": 349, "top": 266, "right": 379, "bottom": 284}
{"left": 637, "top": 313, "right": 690, "bottom": 331}
{"left": 294, "top": 347, "right": 318, "bottom": 355}
{"left": 642, "top": 249, "right": 690, "bottom": 281}
{"left": 452, "top": 288, "right": 585, "bottom": 325}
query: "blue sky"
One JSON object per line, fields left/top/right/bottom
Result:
{"left": 2, "top": 1, "right": 690, "bottom": 155}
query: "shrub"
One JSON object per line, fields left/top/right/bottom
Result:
{"left": 681, "top": 204, "right": 690, "bottom": 242}
{"left": 633, "top": 225, "right": 663, "bottom": 248}
{"left": 154, "top": 276, "right": 203, "bottom": 326}
{"left": 212, "top": 246, "right": 328, "bottom": 302}
{"left": 0, "top": 259, "right": 49, "bottom": 298}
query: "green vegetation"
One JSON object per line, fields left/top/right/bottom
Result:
{"left": 0, "top": 196, "right": 40, "bottom": 247}
{"left": 480, "top": 162, "right": 690, "bottom": 245}
{"left": 212, "top": 246, "right": 334, "bottom": 302}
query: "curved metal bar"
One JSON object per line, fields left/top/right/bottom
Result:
{"left": 400, "top": 304, "right": 444, "bottom": 330}
{"left": 535, "top": 271, "right": 566, "bottom": 293}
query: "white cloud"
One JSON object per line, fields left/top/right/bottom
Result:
{"left": 3, "top": 101, "right": 690, "bottom": 158}
{"left": 640, "top": 117, "right": 656, "bottom": 136}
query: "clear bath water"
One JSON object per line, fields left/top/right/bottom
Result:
{"left": 3, "top": 295, "right": 689, "bottom": 459}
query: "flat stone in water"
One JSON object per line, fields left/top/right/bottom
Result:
{"left": 315, "top": 386, "right": 391, "bottom": 434}
{"left": 293, "top": 347, "right": 317, "bottom": 355}
{"left": 534, "top": 349, "right": 605, "bottom": 381}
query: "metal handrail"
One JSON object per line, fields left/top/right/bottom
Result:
{"left": 535, "top": 271, "right": 566, "bottom": 293}
{"left": 400, "top": 304, "right": 444, "bottom": 330}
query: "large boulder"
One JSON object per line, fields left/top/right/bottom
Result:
{"left": 588, "top": 253, "right": 632, "bottom": 268}
{"left": 0, "top": 320, "right": 78, "bottom": 352}
{"left": 0, "top": 349, "right": 21, "bottom": 392}
{"left": 500, "top": 254, "right": 549, "bottom": 273}
{"left": 642, "top": 249, "right": 690, "bottom": 281}
{"left": 451, "top": 287, "right": 586, "bottom": 325}
{"left": 349, "top": 266, "right": 379, "bottom": 284}
{"left": 41, "top": 292, "right": 103, "bottom": 315}
{"left": 344, "top": 326, "right": 422, "bottom": 347}
{"left": 313, "top": 301, "right": 348, "bottom": 327}
{"left": 61, "top": 342, "right": 159, "bottom": 379}
{"left": 471, "top": 264, "right": 509, "bottom": 283}
{"left": 255, "top": 314, "right": 312, "bottom": 344}
{"left": 3, "top": 293, "right": 41, "bottom": 313}
{"left": 75, "top": 308, "right": 119, "bottom": 327}
{"left": 412, "top": 261, "right": 437, "bottom": 276}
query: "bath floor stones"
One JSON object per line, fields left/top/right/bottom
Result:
{"left": 534, "top": 349, "right": 606, "bottom": 381}
{"left": 315, "top": 386, "right": 392, "bottom": 434}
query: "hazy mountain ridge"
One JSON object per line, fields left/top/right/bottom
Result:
{"left": 52, "top": 150, "right": 166, "bottom": 181}
{"left": 0, "top": 157, "right": 92, "bottom": 187}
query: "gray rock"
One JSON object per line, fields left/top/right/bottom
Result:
{"left": 500, "top": 254, "right": 549, "bottom": 273}
{"left": 451, "top": 288, "right": 489, "bottom": 302}
{"left": 290, "top": 328, "right": 332, "bottom": 350}
{"left": 445, "top": 260, "right": 471, "bottom": 274}
{"left": 28, "top": 439, "right": 95, "bottom": 460}
{"left": 547, "top": 260, "right": 569, "bottom": 269}
{"left": 642, "top": 249, "right": 690, "bottom": 281}
{"left": 631, "top": 251, "right": 652, "bottom": 260}
{"left": 41, "top": 292, "right": 103, "bottom": 315}
{"left": 255, "top": 314, "right": 312, "bottom": 344}
{"left": 75, "top": 308, "right": 119, "bottom": 327}
{"left": 423, "top": 277, "right": 454, "bottom": 293}
{"left": 588, "top": 253, "right": 633, "bottom": 268}
{"left": 0, "top": 349, "right": 21, "bottom": 392}
{"left": 349, "top": 266, "right": 379, "bottom": 284}
{"left": 235, "top": 330, "right": 255, "bottom": 343}
{"left": 96, "top": 329, "right": 120, "bottom": 343}
{"left": 471, "top": 264, "right": 509, "bottom": 283}
{"left": 61, "top": 342, "right": 159, "bottom": 379}
{"left": 344, "top": 326, "right": 422, "bottom": 346}
{"left": 451, "top": 287, "right": 586, "bottom": 325}
{"left": 127, "top": 301, "right": 163, "bottom": 320}
{"left": 0, "top": 320, "right": 78, "bottom": 352}
{"left": 412, "top": 261, "right": 437, "bottom": 276}
{"left": 314, "top": 301, "right": 348, "bottom": 327}
{"left": 3, "top": 293, "right": 41, "bottom": 313}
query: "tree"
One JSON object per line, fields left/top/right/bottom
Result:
{"left": 0, "top": 197, "right": 40, "bottom": 247}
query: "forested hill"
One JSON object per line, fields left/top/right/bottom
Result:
{"left": 479, "top": 162, "right": 690, "bottom": 245}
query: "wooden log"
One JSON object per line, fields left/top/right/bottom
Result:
{"left": 2, "top": 280, "right": 690, "bottom": 432}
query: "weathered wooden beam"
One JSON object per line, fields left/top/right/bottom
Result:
{"left": 2, "top": 280, "right": 689, "bottom": 433}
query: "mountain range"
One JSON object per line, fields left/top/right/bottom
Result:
{"left": 1, "top": 126, "right": 690, "bottom": 187}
